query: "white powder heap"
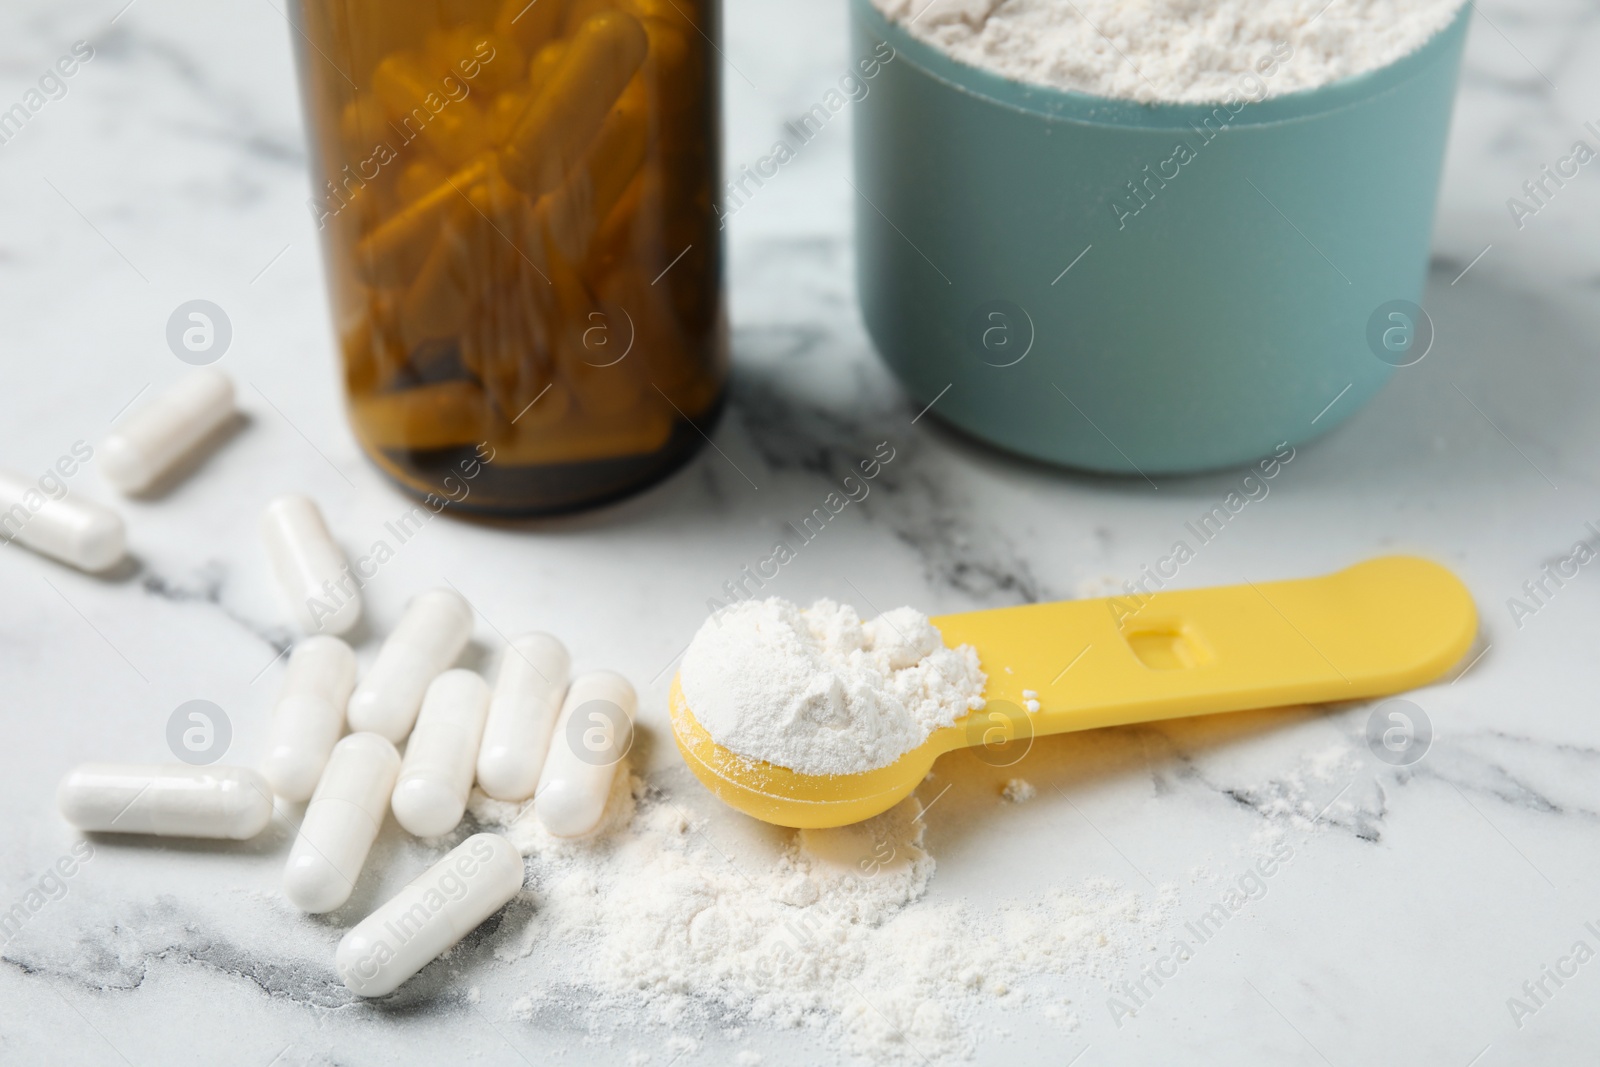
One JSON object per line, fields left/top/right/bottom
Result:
{"left": 473, "top": 777, "right": 1167, "bottom": 1061}
{"left": 872, "top": 0, "right": 1467, "bottom": 104}
{"left": 456, "top": 740, "right": 1365, "bottom": 1061}
{"left": 1001, "top": 778, "right": 1037, "bottom": 803}
{"left": 679, "top": 599, "right": 987, "bottom": 775}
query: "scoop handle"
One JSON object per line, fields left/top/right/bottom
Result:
{"left": 930, "top": 556, "right": 1476, "bottom": 750}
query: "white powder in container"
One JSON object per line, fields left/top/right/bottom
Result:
{"left": 871, "top": 0, "right": 1468, "bottom": 104}
{"left": 678, "top": 598, "right": 987, "bottom": 775}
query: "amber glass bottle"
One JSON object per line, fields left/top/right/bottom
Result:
{"left": 290, "top": 0, "right": 725, "bottom": 514}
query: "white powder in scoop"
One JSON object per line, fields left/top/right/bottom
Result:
{"left": 871, "top": 0, "right": 1467, "bottom": 104}
{"left": 679, "top": 598, "right": 987, "bottom": 775}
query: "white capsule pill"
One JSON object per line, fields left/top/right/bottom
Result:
{"left": 100, "top": 369, "right": 236, "bottom": 494}
{"left": 347, "top": 588, "right": 473, "bottom": 743}
{"left": 476, "top": 634, "right": 570, "bottom": 802}
{"left": 260, "top": 635, "right": 358, "bottom": 802}
{"left": 0, "top": 469, "right": 124, "bottom": 572}
{"left": 534, "top": 671, "right": 636, "bottom": 839}
{"left": 392, "top": 669, "right": 491, "bottom": 837}
{"left": 283, "top": 732, "right": 400, "bottom": 913}
{"left": 57, "top": 763, "right": 273, "bottom": 839}
{"left": 261, "top": 494, "right": 361, "bottom": 636}
{"left": 335, "top": 832, "right": 524, "bottom": 997}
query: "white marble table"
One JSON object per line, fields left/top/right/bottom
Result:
{"left": 2, "top": 0, "right": 1599, "bottom": 1063}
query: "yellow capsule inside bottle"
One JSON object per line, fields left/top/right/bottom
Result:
{"left": 292, "top": 0, "right": 726, "bottom": 514}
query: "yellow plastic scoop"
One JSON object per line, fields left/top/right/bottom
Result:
{"left": 670, "top": 556, "right": 1476, "bottom": 829}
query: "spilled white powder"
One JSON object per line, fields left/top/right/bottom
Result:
{"left": 444, "top": 741, "right": 1362, "bottom": 1061}
{"left": 679, "top": 599, "right": 987, "bottom": 775}
{"left": 1001, "top": 778, "right": 1036, "bottom": 803}
{"left": 473, "top": 775, "right": 1167, "bottom": 1061}
{"left": 871, "top": 0, "right": 1467, "bottom": 104}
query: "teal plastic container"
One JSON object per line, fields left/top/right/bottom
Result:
{"left": 852, "top": 1, "right": 1469, "bottom": 474}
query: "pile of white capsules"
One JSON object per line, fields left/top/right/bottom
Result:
{"left": 8, "top": 369, "right": 633, "bottom": 998}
